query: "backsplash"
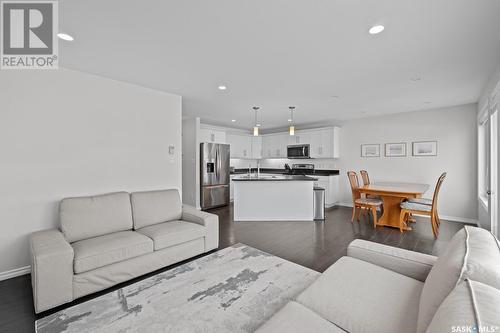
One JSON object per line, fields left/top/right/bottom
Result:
{"left": 230, "top": 158, "right": 338, "bottom": 170}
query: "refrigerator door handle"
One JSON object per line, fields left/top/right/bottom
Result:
{"left": 215, "top": 146, "right": 219, "bottom": 180}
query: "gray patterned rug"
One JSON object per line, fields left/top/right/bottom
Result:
{"left": 36, "top": 244, "right": 319, "bottom": 333}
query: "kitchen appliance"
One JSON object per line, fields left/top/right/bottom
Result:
{"left": 201, "top": 143, "right": 230, "bottom": 210}
{"left": 313, "top": 187, "right": 326, "bottom": 220}
{"left": 291, "top": 163, "right": 315, "bottom": 174}
{"left": 287, "top": 144, "right": 311, "bottom": 159}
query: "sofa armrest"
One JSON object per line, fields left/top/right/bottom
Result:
{"left": 182, "top": 205, "right": 219, "bottom": 251}
{"left": 347, "top": 239, "right": 437, "bottom": 282}
{"left": 30, "top": 229, "right": 74, "bottom": 313}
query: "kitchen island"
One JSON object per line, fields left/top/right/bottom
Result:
{"left": 232, "top": 174, "right": 317, "bottom": 221}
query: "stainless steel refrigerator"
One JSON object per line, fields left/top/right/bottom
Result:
{"left": 200, "top": 143, "right": 230, "bottom": 210}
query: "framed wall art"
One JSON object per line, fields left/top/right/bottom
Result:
{"left": 412, "top": 141, "right": 437, "bottom": 156}
{"left": 385, "top": 142, "right": 407, "bottom": 157}
{"left": 361, "top": 144, "right": 380, "bottom": 157}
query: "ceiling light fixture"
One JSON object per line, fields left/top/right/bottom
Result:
{"left": 288, "top": 106, "right": 296, "bottom": 136}
{"left": 231, "top": 119, "right": 236, "bottom": 122}
{"left": 218, "top": 85, "right": 227, "bottom": 90}
{"left": 252, "top": 106, "right": 260, "bottom": 136}
{"left": 57, "top": 33, "right": 74, "bottom": 41}
{"left": 368, "top": 25, "right": 385, "bottom": 35}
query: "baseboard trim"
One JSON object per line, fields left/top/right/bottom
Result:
{"left": 431, "top": 215, "right": 478, "bottom": 225}
{"left": 0, "top": 266, "right": 31, "bottom": 281}
{"left": 335, "top": 202, "right": 478, "bottom": 225}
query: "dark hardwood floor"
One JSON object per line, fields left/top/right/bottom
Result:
{"left": 0, "top": 205, "right": 470, "bottom": 332}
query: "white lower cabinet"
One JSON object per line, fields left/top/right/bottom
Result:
{"left": 314, "top": 175, "right": 339, "bottom": 207}
{"left": 230, "top": 175, "right": 235, "bottom": 201}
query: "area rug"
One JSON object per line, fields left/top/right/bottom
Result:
{"left": 35, "top": 243, "right": 319, "bottom": 333}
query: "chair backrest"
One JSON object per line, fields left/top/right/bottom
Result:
{"left": 360, "top": 170, "right": 370, "bottom": 186}
{"left": 431, "top": 172, "right": 447, "bottom": 216}
{"left": 347, "top": 171, "right": 361, "bottom": 203}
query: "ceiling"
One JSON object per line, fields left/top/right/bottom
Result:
{"left": 59, "top": 0, "right": 500, "bottom": 131}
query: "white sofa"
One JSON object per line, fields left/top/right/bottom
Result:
{"left": 257, "top": 226, "right": 500, "bottom": 333}
{"left": 29, "top": 189, "right": 218, "bottom": 313}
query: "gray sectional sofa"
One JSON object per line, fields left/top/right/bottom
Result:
{"left": 29, "top": 189, "right": 218, "bottom": 313}
{"left": 257, "top": 226, "right": 500, "bottom": 333}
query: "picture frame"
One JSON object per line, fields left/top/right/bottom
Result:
{"left": 412, "top": 141, "right": 437, "bottom": 156}
{"left": 361, "top": 144, "right": 380, "bottom": 157}
{"left": 385, "top": 142, "right": 407, "bottom": 157}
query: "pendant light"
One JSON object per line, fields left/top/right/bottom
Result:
{"left": 253, "top": 106, "right": 260, "bottom": 136}
{"left": 288, "top": 106, "right": 296, "bottom": 136}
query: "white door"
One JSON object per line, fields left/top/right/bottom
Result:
{"left": 490, "top": 109, "right": 498, "bottom": 237}
{"left": 479, "top": 97, "right": 499, "bottom": 237}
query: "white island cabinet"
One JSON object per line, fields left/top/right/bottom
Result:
{"left": 233, "top": 175, "right": 316, "bottom": 221}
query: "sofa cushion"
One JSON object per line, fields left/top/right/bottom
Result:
{"left": 296, "top": 256, "right": 423, "bottom": 333}
{"left": 426, "top": 279, "right": 500, "bottom": 333}
{"left": 72, "top": 231, "right": 153, "bottom": 274}
{"left": 417, "top": 226, "right": 500, "bottom": 333}
{"left": 131, "top": 189, "right": 182, "bottom": 229}
{"left": 136, "top": 220, "right": 206, "bottom": 251}
{"left": 60, "top": 192, "right": 133, "bottom": 243}
{"left": 255, "top": 301, "right": 346, "bottom": 333}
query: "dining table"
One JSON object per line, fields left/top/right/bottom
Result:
{"left": 358, "top": 182, "right": 430, "bottom": 231}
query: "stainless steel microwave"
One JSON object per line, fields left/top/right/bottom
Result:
{"left": 287, "top": 144, "right": 311, "bottom": 159}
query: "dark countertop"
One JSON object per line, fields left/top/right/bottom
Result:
{"left": 232, "top": 174, "right": 318, "bottom": 181}
{"left": 231, "top": 168, "right": 339, "bottom": 176}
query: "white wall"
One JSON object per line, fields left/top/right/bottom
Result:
{"left": 0, "top": 69, "right": 182, "bottom": 277}
{"left": 182, "top": 118, "right": 201, "bottom": 209}
{"left": 337, "top": 104, "right": 478, "bottom": 222}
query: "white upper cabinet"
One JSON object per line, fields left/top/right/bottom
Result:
{"left": 263, "top": 133, "right": 289, "bottom": 158}
{"left": 289, "top": 131, "right": 311, "bottom": 145}
{"left": 302, "top": 127, "right": 341, "bottom": 158}
{"left": 201, "top": 124, "right": 340, "bottom": 159}
{"left": 200, "top": 126, "right": 226, "bottom": 144}
{"left": 251, "top": 136, "right": 263, "bottom": 159}
{"left": 226, "top": 133, "right": 252, "bottom": 159}
{"left": 262, "top": 134, "right": 276, "bottom": 158}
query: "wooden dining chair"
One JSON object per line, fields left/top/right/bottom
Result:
{"left": 359, "top": 170, "right": 382, "bottom": 216}
{"left": 360, "top": 170, "right": 370, "bottom": 186}
{"left": 399, "top": 172, "right": 447, "bottom": 237}
{"left": 347, "top": 171, "right": 383, "bottom": 227}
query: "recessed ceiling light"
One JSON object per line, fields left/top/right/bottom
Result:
{"left": 57, "top": 33, "right": 74, "bottom": 41}
{"left": 218, "top": 85, "right": 227, "bottom": 90}
{"left": 368, "top": 25, "right": 385, "bottom": 35}
{"left": 288, "top": 119, "right": 292, "bottom": 122}
{"left": 231, "top": 119, "right": 236, "bottom": 122}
